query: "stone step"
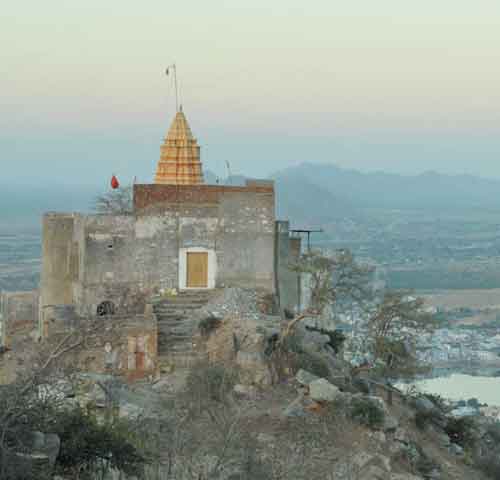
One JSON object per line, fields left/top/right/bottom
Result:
{"left": 159, "top": 355, "right": 204, "bottom": 369}
{"left": 157, "top": 319, "right": 195, "bottom": 327}
{"left": 154, "top": 305, "right": 206, "bottom": 313}
{"left": 157, "top": 316, "right": 190, "bottom": 323}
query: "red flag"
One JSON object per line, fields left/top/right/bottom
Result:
{"left": 111, "top": 175, "right": 120, "bottom": 189}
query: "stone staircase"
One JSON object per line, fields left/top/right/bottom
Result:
{"left": 153, "top": 290, "right": 214, "bottom": 369}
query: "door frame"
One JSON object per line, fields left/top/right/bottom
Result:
{"left": 179, "top": 247, "right": 216, "bottom": 290}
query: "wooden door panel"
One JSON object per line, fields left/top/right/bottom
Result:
{"left": 187, "top": 252, "right": 208, "bottom": 288}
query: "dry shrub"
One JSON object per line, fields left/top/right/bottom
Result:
{"left": 185, "top": 363, "right": 238, "bottom": 405}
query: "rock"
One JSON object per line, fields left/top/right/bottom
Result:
{"left": 119, "top": 401, "right": 143, "bottom": 419}
{"left": 390, "top": 475, "right": 424, "bottom": 480}
{"left": 236, "top": 351, "right": 273, "bottom": 386}
{"left": 282, "top": 395, "right": 308, "bottom": 418}
{"left": 233, "top": 384, "right": 258, "bottom": 399}
{"left": 394, "top": 427, "right": 410, "bottom": 444}
{"left": 30, "top": 431, "right": 60, "bottom": 468}
{"left": 366, "top": 395, "right": 388, "bottom": 412}
{"left": 352, "top": 452, "right": 392, "bottom": 480}
{"left": 352, "top": 377, "right": 372, "bottom": 395}
{"left": 449, "top": 443, "right": 464, "bottom": 456}
{"left": 296, "top": 369, "right": 320, "bottom": 385}
{"left": 309, "top": 378, "right": 341, "bottom": 403}
{"left": 371, "top": 431, "right": 387, "bottom": 443}
{"left": 429, "top": 427, "right": 450, "bottom": 447}
{"left": 383, "top": 414, "right": 399, "bottom": 432}
{"left": 256, "top": 433, "right": 275, "bottom": 444}
{"left": 152, "top": 378, "right": 170, "bottom": 391}
{"left": 359, "top": 465, "right": 387, "bottom": 480}
{"left": 414, "top": 396, "right": 436, "bottom": 414}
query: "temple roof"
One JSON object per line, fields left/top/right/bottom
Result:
{"left": 154, "top": 108, "right": 204, "bottom": 185}
{"left": 164, "top": 109, "right": 195, "bottom": 142}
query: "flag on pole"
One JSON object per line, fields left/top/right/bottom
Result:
{"left": 111, "top": 175, "right": 120, "bottom": 189}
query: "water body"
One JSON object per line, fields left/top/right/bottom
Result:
{"left": 406, "top": 374, "right": 500, "bottom": 406}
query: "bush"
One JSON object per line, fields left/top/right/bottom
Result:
{"left": 486, "top": 423, "right": 500, "bottom": 443}
{"left": 350, "top": 397, "right": 385, "bottom": 429}
{"left": 185, "top": 364, "right": 237, "bottom": 404}
{"left": 294, "top": 351, "right": 331, "bottom": 379}
{"left": 424, "top": 393, "right": 447, "bottom": 411}
{"left": 53, "top": 407, "right": 144, "bottom": 478}
{"left": 414, "top": 408, "right": 443, "bottom": 431}
{"left": 280, "top": 331, "right": 332, "bottom": 379}
{"left": 198, "top": 315, "right": 222, "bottom": 337}
{"left": 478, "top": 453, "right": 500, "bottom": 479}
{"left": 444, "top": 417, "right": 476, "bottom": 449}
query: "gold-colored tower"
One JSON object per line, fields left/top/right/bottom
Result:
{"left": 154, "top": 108, "right": 204, "bottom": 185}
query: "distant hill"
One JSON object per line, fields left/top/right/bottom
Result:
{"left": 273, "top": 168, "right": 361, "bottom": 227}
{"left": 0, "top": 184, "right": 99, "bottom": 231}
{"left": 4, "top": 164, "right": 500, "bottom": 231}
{"left": 272, "top": 163, "right": 500, "bottom": 212}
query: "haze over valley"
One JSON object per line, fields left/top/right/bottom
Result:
{"left": 4, "top": 163, "right": 500, "bottom": 294}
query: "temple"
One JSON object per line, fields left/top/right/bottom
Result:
{"left": 0, "top": 106, "right": 302, "bottom": 380}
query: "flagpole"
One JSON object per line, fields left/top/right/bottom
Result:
{"left": 173, "top": 64, "right": 179, "bottom": 112}
{"left": 166, "top": 64, "right": 179, "bottom": 112}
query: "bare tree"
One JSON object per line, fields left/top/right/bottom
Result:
{"left": 368, "top": 290, "right": 436, "bottom": 378}
{"left": 93, "top": 185, "right": 133, "bottom": 215}
{"left": 278, "top": 249, "right": 373, "bottom": 348}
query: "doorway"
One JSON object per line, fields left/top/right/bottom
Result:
{"left": 186, "top": 252, "right": 208, "bottom": 288}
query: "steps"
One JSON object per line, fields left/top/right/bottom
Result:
{"left": 153, "top": 290, "right": 214, "bottom": 368}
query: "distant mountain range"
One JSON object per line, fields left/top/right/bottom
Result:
{"left": 3, "top": 164, "right": 500, "bottom": 230}
{"left": 272, "top": 163, "right": 500, "bottom": 226}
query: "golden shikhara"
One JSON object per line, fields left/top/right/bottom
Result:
{"left": 154, "top": 109, "right": 204, "bottom": 185}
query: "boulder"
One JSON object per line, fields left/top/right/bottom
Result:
{"left": 309, "top": 379, "right": 341, "bottom": 403}
{"left": 233, "top": 384, "right": 258, "bottom": 399}
{"left": 359, "top": 465, "right": 387, "bottom": 480}
{"left": 414, "top": 396, "right": 437, "bottom": 414}
{"left": 449, "top": 443, "right": 464, "bottom": 456}
{"left": 295, "top": 369, "right": 320, "bottom": 386}
{"left": 256, "top": 433, "right": 275, "bottom": 444}
{"left": 282, "top": 395, "right": 308, "bottom": 418}
{"left": 383, "top": 414, "right": 399, "bottom": 432}
{"left": 236, "top": 351, "right": 273, "bottom": 386}
{"left": 352, "top": 377, "right": 372, "bottom": 395}
{"left": 352, "top": 452, "right": 392, "bottom": 480}
{"left": 371, "top": 431, "right": 386, "bottom": 443}
{"left": 29, "top": 431, "right": 60, "bottom": 468}
{"left": 394, "top": 427, "right": 410, "bottom": 445}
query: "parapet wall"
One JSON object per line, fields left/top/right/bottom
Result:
{"left": 134, "top": 180, "right": 274, "bottom": 213}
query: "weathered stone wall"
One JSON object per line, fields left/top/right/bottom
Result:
{"left": 0, "top": 290, "right": 39, "bottom": 347}
{"left": 44, "top": 181, "right": 277, "bottom": 316}
{"left": 71, "top": 310, "right": 158, "bottom": 380}
{"left": 41, "top": 213, "right": 76, "bottom": 307}
{"left": 134, "top": 181, "right": 276, "bottom": 291}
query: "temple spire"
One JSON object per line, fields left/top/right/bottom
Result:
{"left": 154, "top": 109, "right": 204, "bottom": 185}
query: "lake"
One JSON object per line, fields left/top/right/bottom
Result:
{"left": 401, "top": 374, "right": 500, "bottom": 406}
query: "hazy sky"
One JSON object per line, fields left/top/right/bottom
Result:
{"left": 2, "top": 0, "right": 500, "bottom": 186}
